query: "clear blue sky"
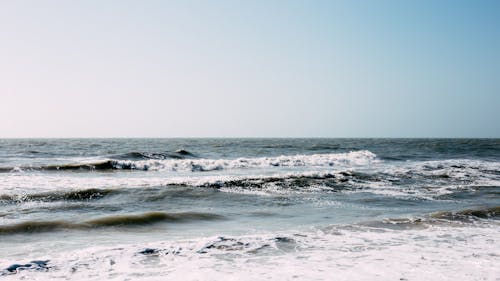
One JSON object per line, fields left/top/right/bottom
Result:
{"left": 1, "top": 0, "right": 499, "bottom": 137}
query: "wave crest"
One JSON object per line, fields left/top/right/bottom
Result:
{"left": 112, "top": 150, "right": 377, "bottom": 172}
{"left": 0, "top": 151, "right": 377, "bottom": 173}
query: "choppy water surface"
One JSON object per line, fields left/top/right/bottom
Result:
{"left": 0, "top": 139, "right": 499, "bottom": 280}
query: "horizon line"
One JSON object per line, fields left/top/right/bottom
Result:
{"left": 0, "top": 136, "right": 499, "bottom": 139}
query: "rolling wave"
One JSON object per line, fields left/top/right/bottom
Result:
{"left": 0, "top": 150, "right": 377, "bottom": 172}
{"left": 0, "top": 188, "right": 118, "bottom": 203}
{"left": 109, "top": 150, "right": 376, "bottom": 171}
{"left": 0, "top": 212, "right": 224, "bottom": 235}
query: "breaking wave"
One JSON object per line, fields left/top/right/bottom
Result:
{"left": 0, "top": 151, "right": 377, "bottom": 173}
{"left": 1, "top": 157, "right": 499, "bottom": 202}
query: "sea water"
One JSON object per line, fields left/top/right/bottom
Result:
{"left": 0, "top": 139, "right": 498, "bottom": 280}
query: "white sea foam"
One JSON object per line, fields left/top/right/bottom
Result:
{"left": 382, "top": 159, "right": 500, "bottom": 181}
{"left": 1, "top": 223, "right": 498, "bottom": 280}
{"left": 110, "top": 150, "right": 378, "bottom": 171}
{"left": 1, "top": 155, "right": 498, "bottom": 201}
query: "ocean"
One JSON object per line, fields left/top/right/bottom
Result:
{"left": 0, "top": 138, "right": 498, "bottom": 280}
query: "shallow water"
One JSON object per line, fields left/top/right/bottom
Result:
{"left": 0, "top": 139, "right": 499, "bottom": 280}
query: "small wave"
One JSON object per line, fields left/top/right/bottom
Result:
{"left": 431, "top": 206, "right": 500, "bottom": 221}
{"left": 306, "top": 144, "right": 341, "bottom": 150}
{"left": 261, "top": 144, "right": 296, "bottom": 149}
{"left": 360, "top": 217, "right": 429, "bottom": 230}
{"left": 83, "top": 212, "right": 223, "bottom": 227}
{"left": 0, "top": 221, "right": 74, "bottom": 235}
{"left": 43, "top": 161, "right": 117, "bottom": 171}
{"left": 0, "top": 188, "right": 118, "bottom": 204}
{"left": 113, "top": 150, "right": 196, "bottom": 160}
{"left": 0, "top": 160, "right": 135, "bottom": 173}
{"left": 175, "top": 149, "right": 195, "bottom": 156}
{"left": 113, "top": 152, "right": 168, "bottom": 160}
{"left": 0, "top": 212, "right": 224, "bottom": 235}
{"left": 0, "top": 167, "right": 15, "bottom": 173}
{"left": 358, "top": 206, "right": 500, "bottom": 230}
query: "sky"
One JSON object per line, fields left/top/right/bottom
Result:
{"left": 0, "top": 0, "right": 499, "bottom": 138}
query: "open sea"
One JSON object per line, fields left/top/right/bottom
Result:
{"left": 0, "top": 138, "right": 498, "bottom": 280}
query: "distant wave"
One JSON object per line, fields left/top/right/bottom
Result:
{"left": 306, "top": 144, "right": 342, "bottom": 150}
{"left": 112, "top": 149, "right": 196, "bottom": 160}
{"left": 0, "top": 188, "right": 118, "bottom": 203}
{"left": 0, "top": 160, "right": 119, "bottom": 172}
{"left": 0, "top": 212, "right": 224, "bottom": 235}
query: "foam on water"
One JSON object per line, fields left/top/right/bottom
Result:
{"left": 1, "top": 139, "right": 499, "bottom": 280}
{"left": 1, "top": 222, "right": 498, "bottom": 280}
{"left": 0, "top": 150, "right": 377, "bottom": 172}
{"left": 1, "top": 157, "right": 499, "bottom": 201}
{"left": 114, "top": 150, "right": 377, "bottom": 171}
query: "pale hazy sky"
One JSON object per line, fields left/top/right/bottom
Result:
{"left": 1, "top": 0, "right": 499, "bottom": 138}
